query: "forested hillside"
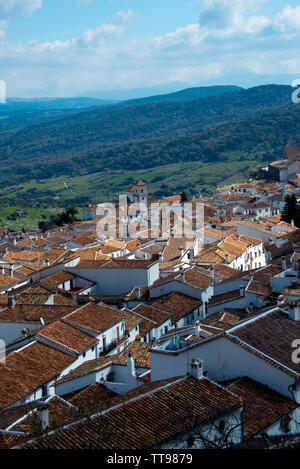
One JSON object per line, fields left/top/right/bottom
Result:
{"left": 0, "top": 84, "right": 298, "bottom": 206}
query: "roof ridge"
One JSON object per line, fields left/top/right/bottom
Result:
{"left": 226, "top": 333, "right": 300, "bottom": 378}
{"left": 36, "top": 333, "right": 79, "bottom": 356}
{"left": 14, "top": 376, "right": 187, "bottom": 448}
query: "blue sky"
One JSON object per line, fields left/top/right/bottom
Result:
{"left": 1, "top": 0, "right": 300, "bottom": 97}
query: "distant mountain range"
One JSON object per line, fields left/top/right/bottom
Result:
{"left": 2, "top": 97, "right": 116, "bottom": 111}
{"left": 0, "top": 83, "right": 298, "bottom": 207}
{"left": 76, "top": 81, "right": 190, "bottom": 101}
{"left": 4, "top": 85, "right": 242, "bottom": 111}
{"left": 117, "top": 85, "right": 243, "bottom": 106}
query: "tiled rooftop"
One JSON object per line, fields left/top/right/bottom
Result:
{"left": 20, "top": 376, "right": 241, "bottom": 449}
{"left": 37, "top": 320, "right": 98, "bottom": 354}
{"left": 226, "top": 308, "right": 300, "bottom": 377}
{"left": 223, "top": 377, "right": 298, "bottom": 438}
{"left": 62, "top": 302, "right": 124, "bottom": 334}
{"left": 0, "top": 342, "right": 76, "bottom": 410}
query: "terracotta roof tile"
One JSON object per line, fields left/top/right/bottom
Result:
{"left": 0, "top": 304, "right": 78, "bottom": 324}
{"left": 113, "top": 341, "right": 152, "bottom": 368}
{"left": 223, "top": 377, "right": 298, "bottom": 438}
{"left": 149, "top": 292, "right": 202, "bottom": 324}
{"left": 227, "top": 308, "right": 300, "bottom": 376}
{"left": 21, "top": 376, "right": 241, "bottom": 449}
{"left": 37, "top": 320, "right": 98, "bottom": 354}
{"left": 0, "top": 342, "right": 76, "bottom": 410}
{"left": 62, "top": 302, "right": 124, "bottom": 334}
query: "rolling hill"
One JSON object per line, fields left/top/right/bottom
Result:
{"left": 2, "top": 97, "right": 116, "bottom": 111}
{"left": 0, "top": 84, "right": 298, "bottom": 207}
{"left": 116, "top": 85, "right": 243, "bottom": 106}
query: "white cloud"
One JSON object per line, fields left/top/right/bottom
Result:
{"left": 274, "top": 5, "right": 300, "bottom": 35}
{"left": 0, "top": 0, "right": 42, "bottom": 38}
{"left": 1, "top": 1, "right": 300, "bottom": 97}
{"left": 77, "top": 9, "right": 135, "bottom": 48}
{"left": 197, "top": 0, "right": 267, "bottom": 30}
{"left": 0, "top": 0, "right": 42, "bottom": 20}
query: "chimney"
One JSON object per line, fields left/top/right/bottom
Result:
{"left": 189, "top": 248, "right": 194, "bottom": 261}
{"left": 291, "top": 220, "right": 295, "bottom": 227}
{"left": 240, "top": 286, "right": 245, "bottom": 297}
{"left": 179, "top": 267, "right": 185, "bottom": 282}
{"left": 289, "top": 303, "right": 300, "bottom": 321}
{"left": 195, "top": 321, "right": 201, "bottom": 335}
{"left": 45, "top": 259, "right": 50, "bottom": 268}
{"left": 9, "top": 263, "right": 14, "bottom": 278}
{"left": 210, "top": 268, "right": 215, "bottom": 279}
{"left": 12, "top": 239, "right": 16, "bottom": 247}
{"left": 127, "top": 352, "right": 136, "bottom": 377}
{"left": 249, "top": 274, "right": 254, "bottom": 283}
{"left": 282, "top": 259, "right": 287, "bottom": 270}
{"left": 277, "top": 295, "right": 284, "bottom": 305}
{"left": 7, "top": 293, "right": 15, "bottom": 308}
{"left": 36, "top": 403, "right": 49, "bottom": 430}
{"left": 136, "top": 287, "right": 141, "bottom": 301}
{"left": 179, "top": 246, "right": 184, "bottom": 258}
{"left": 225, "top": 254, "right": 229, "bottom": 263}
{"left": 189, "top": 358, "right": 204, "bottom": 380}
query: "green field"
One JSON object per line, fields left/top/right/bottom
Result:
{"left": 0, "top": 207, "right": 57, "bottom": 231}
{"left": 0, "top": 153, "right": 257, "bottom": 221}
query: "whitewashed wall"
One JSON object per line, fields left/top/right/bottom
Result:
{"left": 150, "top": 336, "right": 296, "bottom": 399}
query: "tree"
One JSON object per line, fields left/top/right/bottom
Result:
{"left": 61, "top": 206, "right": 79, "bottom": 230}
{"left": 40, "top": 206, "right": 80, "bottom": 232}
{"left": 163, "top": 402, "right": 243, "bottom": 449}
{"left": 281, "top": 194, "right": 300, "bottom": 227}
{"left": 181, "top": 191, "right": 189, "bottom": 203}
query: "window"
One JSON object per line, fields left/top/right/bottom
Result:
{"left": 83, "top": 352, "right": 86, "bottom": 358}
{"left": 42, "top": 385, "right": 47, "bottom": 398}
{"left": 164, "top": 326, "right": 168, "bottom": 334}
